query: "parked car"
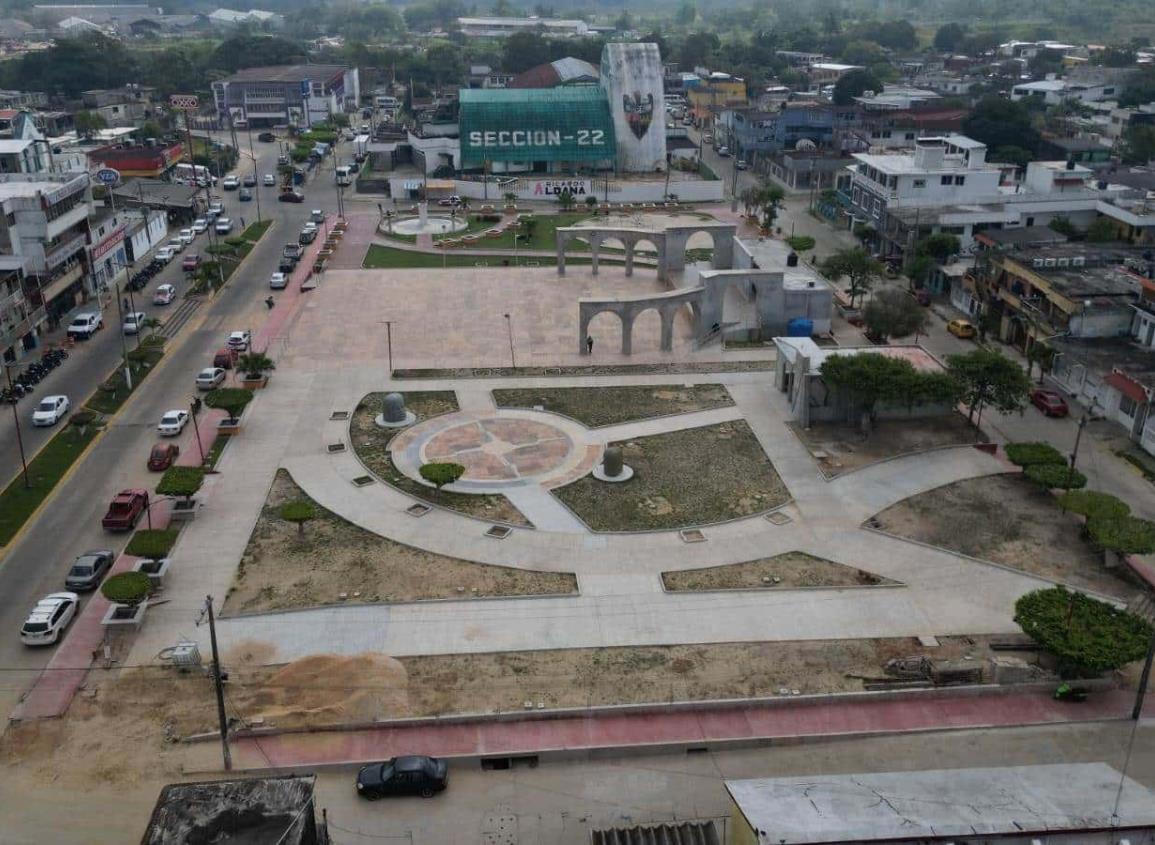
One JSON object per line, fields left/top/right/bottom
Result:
{"left": 214, "top": 217, "right": 233, "bottom": 235}
{"left": 717, "top": 146, "right": 732, "bottom": 157}
{"left": 192, "top": 218, "right": 208, "bottom": 234}
{"left": 32, "top": 395, "right": 69, "bottom": 426}
{"left": 222, "top": 175, "right": 240, "bottom": 190}
{"left": 242, "top": 173, "right": 256, "bottom": 187}
{"left": 437, "top": 196, "right": 462, "bottom": 207}
{"left": 20, "top": 593, "right": 78, "bottom": 646}
{"left": 67, "top": 312, "right": 103, "bottom": 340}
{"left": 227, "top": 330, "right": 250, "bottom": 351}
{"left": 298, "top": 226, "right": 317, "bottom": 245}
{"left": 283, "top": 243, "right": 303, "bottom": 262}
{"left": 177, "top": 228, "right": 194, "bottom": 246}
{"left": 269, "top": 272, "right": 288, "bottom": 290}
{"left": 166, "top": 237, "right": 185, "bottom": 254}
{"left": 1030, "top": 387, "right": 1070, "bottom": 418}
{"left": 277, "top": 154, "right": 289, "bottom": 167}
{"left": 239, "top": 188, "right": 253, "bottom": 202}
{"left": 258, "top": 131, "right": 276, "bottom": 142}
{"left": 64, "top": 550, "right": 115, "bottom": 592}
{"left": 279, "top": 190, "right": 305, "bottom": 203}
{"left": 946, "top": 319, "right": 976, "bottom": 339}
{"left": 196, "top": 366, "right": 227, "bottom": 390}
{"left": 735, "top": 159, "right": 749, "bottom": 170}
{"left": 153, "top": 246, "right": 176, "bottom": 264}
{"left": 182, "top": 254, "right": 202, "bottom": 272}
{"left": 262, "top": 173, "right": 276, "bottom": 186}
{"left": 208, "top": 201, "right": 224, "bottom": 218}
{"left": 148, "top": 441, "right": 180, "bottom": 470}
{"left": 122, "top": 311, "right": 147, "bottom": 335}
{"left": 310, "top": 209, "right": 325, "bottom": 223}
{"left": 153, "top": 284, "right": 176, "bottom": 305}
{"left": 102, "top": 488, "right": 149, "bottom": 531}
{"left": 213, "top": 347, "right": 239, "bottom": 369}
{"left": 356, "top": 756, "right": 448, "bottom": 800}
{"left": 157, "top": 409, "right": 190, "bottom": 436}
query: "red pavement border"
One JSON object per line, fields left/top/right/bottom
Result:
{"left": 230, "top": 686, "right": 1138, "bottom": 772}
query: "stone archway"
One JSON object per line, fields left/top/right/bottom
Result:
{"left": 557, "top": 223, "right": 737, "bottom": 282}
{"left": 578, "top": 287, "right": 706, "bottom": 355}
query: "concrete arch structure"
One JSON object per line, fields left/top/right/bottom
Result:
{"left": 556, "top": 223, "right": 736, "bottom": 282}
{"left": 578, "top": 288, "right": 703, "bottom": 354}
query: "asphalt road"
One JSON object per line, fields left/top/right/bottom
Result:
{"left": 0, "top": 130, "right": 351, "bottom": 715}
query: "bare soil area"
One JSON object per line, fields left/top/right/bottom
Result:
{"left": 553, "top": 420, "right": 789, "bottom": 530}
{"left": 351, "top": 391, "right": 530, "bottom": 526}
{"left": 789, "top": 413, "right": 984, "bottom": 476}
{"left": 223, "top": 470, "right": 576, "bottom": 614}
{"left": 872, "top": 473, "right": 1142, "bottom": 600}
{"left": 662, "top": 551, "right": 898, "bottom": 591}
{"left": 493, "top": 384, "right": 734, "bottom": 428}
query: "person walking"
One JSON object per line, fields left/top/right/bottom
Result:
{"left": 586, "top": 335, "right": 594, "bottom": 355}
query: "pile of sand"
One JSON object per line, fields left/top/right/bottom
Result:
{"left": 248, "top": 653, "right": 411, "bottom": 728}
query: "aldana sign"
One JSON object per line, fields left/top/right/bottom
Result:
{"left": 531, "top": 179, "right": 592, "bottom": 197}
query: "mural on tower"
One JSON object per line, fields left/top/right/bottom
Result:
{"left": 601, "top": 42, "right": 667, "bottom": 172}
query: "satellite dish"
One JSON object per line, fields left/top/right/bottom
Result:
{"left": 795, "top": 138, "right": 817, "bottom": 151}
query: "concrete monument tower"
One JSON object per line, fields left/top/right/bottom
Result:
{"left": 600, "top": 42, "right": 667, "bottom": 173}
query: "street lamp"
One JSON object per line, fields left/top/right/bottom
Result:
{"left": 3, "top": 362, "right": 31, "bottom": 488}
{"left": 379, "top": 319, "right": 393, "bottom": 379}
{"left": 188, "top": 394, "right": 206, "bottom": 466}
{"left": 503, "top": 313, "right": 515, "bottom": 368}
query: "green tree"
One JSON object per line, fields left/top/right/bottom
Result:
{"left": 501, "top": 30, "right": 552, "bottom": 74}
{"left": 101, "top": 572, "right": 153, "bottom": 607}
{"left": 1086, "top": 217, "right": 1118, "bottom": 242}
{"left": 491, "top": 0, "right": 514, "bottom": 14}
{"left": 755, "top": 182, "right": 785, "bottom": 230}
{"left": 832, "top": 69, "right": 883, "bottom": 106}
{"left": 1120, "top": 66, "right": 1155, "bottom": 108}
{"left": 992, "top": 145, "right": 1033, "bottom": 169}
{"left": 155, "top": 466, "right": 205, "bottom": 502}
{"left": 963, "top": 97, "right": 1040, "bottom": 159}
{"left": 816, "top": 354, "right": 955, "bottom": 435}
{"left": 823, "top": 247, "right": 883, "bottom": 307}
{"left": 1120, "top": 125, "right": 1155, "bottom": 165}
{"left": 1048, "top": 216, "right": 1077, "bottom": 237}
{"left": 675, "top": 0, "right": 697, "bottom": 25}
{"left": 1004, "top": 441, "right": 1066, "bottom": 468}
{"left": 209, "top": 35, "right": 305, "bottom": 73}
{"left": 236, "top": 352, "right": 275, "bottom": 381}
{"left": 557, "top": 190, "right": 576, "bottom": 210}
{"left": 947, "top": 348, "right": 1032, "bottom": 425}
{"left": 863, "top": 288, "right": 928, "bottom": 342}
{"left": 204, "top": 387, "right": 254, "bottom": 423}
{"left": 1015, "top": 586, "right": 1152, "bottom": 677}
{"left": 74, "top": 110, "right": 107, "bottom": 140}
{"left": 916, "top": 233, "right": 960, "bottom": 264}
{"left": 934, "top": 22, "right": 968, "bottom": 52}
{"left": 279, "top": 500, "right": 317, "bottom": 535}
{"left": 678, "top": 31, "right": 720, "bottom": 68}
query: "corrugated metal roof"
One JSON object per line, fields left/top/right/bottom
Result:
{"left": 459, "top": 87, "right": 616, "bottom": 164}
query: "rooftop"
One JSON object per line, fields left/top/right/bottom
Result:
{"left": 219, "top": 64, "right": 347, "bottom": 84}
{"left": 726, "top": 763, "right": 1155, "bottom": 844}
{"left": 976, "top": 225, "right": 1070, "bottom": 248}
{"left": 774, "top": 336, "right": 943, "bottom": 373}
{"left": 1001, "top": 245, "right": 1150, "bottom": 300}
{"left": 113, "top": 178, "right": 199, "bottom": 207}
{"left": 0, "top": 172, "right": 86, "bottom": 203}
{"left": 1052, "top": 335, "right": 1155, "bottom": 390}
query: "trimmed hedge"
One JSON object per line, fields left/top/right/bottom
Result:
{"left": 1024, "top": 463, "right": 1086, "bottom": 489}
{"left": 1015, "top": 586, "right": 1152, "bottom": 676}
{"left": 1088, "top": 515, "right": 1155, "bottom": 555}
{"left": 1058, "top": 490, "right": 1130, "bottom": 521}
{"left": 419, "top": 462, "right": 465, "bottom": 489}
{"left": 1005, "top": 441, "right": 1066, "bottom": 467}
{"left": 155, "top": 466, "right": 205, "bottom": 501}
{"left": 125, "top": 528, "right": 179, "bottom": 559}
{"left": 101, "top": 571, "right": 153, "bottom": 606}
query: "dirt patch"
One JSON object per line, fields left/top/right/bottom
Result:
{"left": 662, "top": 551, "right": 898, "bottom": 591}
{"left": 223, "top": 470, "right": 576, "bottom": 614}
{"left": 553, "top": 420, "right": 789, "bottom": 531}
{"left": 493, "top": 384, "right": 734, "bottom": 428}
{"left": 789, "top": 413, "right": 984, "bottom": 476}
{"left": 351, "top": 391, "right": 530, "bottom": 526}
{"left": 872, "top": 473, "right": 1142, "bottom": 600}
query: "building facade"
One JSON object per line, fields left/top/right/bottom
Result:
{"left": 212, "top": 64, "right": 360, "bottom": 128}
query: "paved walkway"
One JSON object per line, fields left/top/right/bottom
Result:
{"left": 231, "top": 686, "right": 1139, "bottom": 771}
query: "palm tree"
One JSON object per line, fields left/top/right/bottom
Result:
{"left": 557, "top": 190, "right": 577, "bottom": 211}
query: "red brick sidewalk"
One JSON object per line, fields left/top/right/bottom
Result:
{"left": 231, "top": 687, "right": 1136, "bottom": 771}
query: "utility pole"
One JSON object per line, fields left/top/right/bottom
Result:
{"left": 1067, "top": 412, "right": 1088, "bottom": 490}
{"left": 205, "top": 595, "right": 232, "bottom": 771}
{"left": 246, "top": 122, "right": 261, "bottom": 224}
{"left": 114, "top": 281, "right": 132, "bottom": 390}
{"left": 1134, "top": 633, "right": 1155, "bottom": 720}
{"left": 380, "top": 319, "right": 393, "bottom": 378}
{"left": 3, "top": 363, "right": 30, "bottom": 488}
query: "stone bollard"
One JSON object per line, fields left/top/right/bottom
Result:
{"left": 375, "top": 392, "right": 416, "bottom": 429}
{"left": 593, "top": 445, "right": 633, "bottom": 483}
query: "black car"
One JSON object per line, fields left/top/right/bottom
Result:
{"left": 257, "top": 132, "right": 276, "bottom": 142}
{"left": 356, "top": 756, "right": 448, "bottom": 800}
{"left": 239, "top": 187, "right": 253, "bottom": 201}
{"left": 64, "top": 549, "right": 115, "bottom": 591}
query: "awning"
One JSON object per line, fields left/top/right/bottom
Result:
{"left": 402, "top": 180, "right": 422, "bottom": 190}
{"left": 425, "top": 179, "right": 456, "bottom": 190}
{"left": 1105, "top": 371, "right": 1149, "bottom": 404}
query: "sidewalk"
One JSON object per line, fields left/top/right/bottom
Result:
{"left": 230, "top": 685, "right": 1139, "bottom": 771}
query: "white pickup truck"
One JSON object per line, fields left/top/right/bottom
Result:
{"left": 66, "top": 312, "right": 103, "bottom": 340}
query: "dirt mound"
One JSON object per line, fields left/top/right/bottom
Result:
{"left": 253, "top": 653, "right": 411, "bottom": 728}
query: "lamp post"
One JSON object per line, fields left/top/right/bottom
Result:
{"left": 3, "top": 363, "right": 31, "bottom": 488}
{"left": 189, "top": 394, "right": 206, "bottom": 465}
{"left": 379, "top": 320, "right": 393, "bottom": 378}
{"left": 503, "top": 313, "right": 515, "bottom": 368}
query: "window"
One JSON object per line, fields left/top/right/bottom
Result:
{"left": 1121, "top": 394, "right": 1137, "bottom": 417}
{"left": 955, "top": 175, "right": 966, "bottom": 186}
{"left": 941, "top": 175, "right": 953, "bottom": 185}
{"left": 905, "top": 132, "right": 916, "bottom": 140}
{"left": 913, "top": 178, "right": 926, "bottom": 188}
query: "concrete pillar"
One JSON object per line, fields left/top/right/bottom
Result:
{"left": 625, "top": 243, "right": 634, "bottom": 277}
{"left": 591, "top": 240, "right": 599, "bottom": 276}
{"left": 557, "top": 234, "right": 567, "bottom": 276}
{"left": 621, "top": 314, "right": 632, "bottom": 355}
{"left": 578, "top": 310, "right": 591, "bottom": 354}
{"left": 659, "top": 309, "right": 675, "bottom": 351}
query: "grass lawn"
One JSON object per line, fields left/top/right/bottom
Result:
{"left": 201, "top": 434, "right": 230, "bottom": 470}
{"left": 85, "top": 337, "right": 166, "bottom": 416}
{"left": 242, "top": 219, "right": 272, "bottom": 242}
{"left": 493, "top": 384, "right": 734, "bottom": 428}
{"left": 0, "top": 425, "right": 99, "bottom": 546}
{"left": 662, "top": 551, "right": 896, "bottom": 591}
{"left": 554, "top": 420, "right": 790, "bottom": 531}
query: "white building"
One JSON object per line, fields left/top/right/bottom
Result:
{"left": 456, "top": 16, "right": 589, "bottom": 38}
{"left": 1012, "top": 77, "right": 1126, "bottom": 105}
{"left": 212, "top": 64, "right": 360, "bottom": 128}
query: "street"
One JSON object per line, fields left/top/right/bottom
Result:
{"left": 0, "top": 129, "right": 352, "bottom": 716}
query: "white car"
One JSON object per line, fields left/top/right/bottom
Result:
{"left": 269, "top": 272, "right": 288, "bottom": 290}
{"left": 157, "top": 409, "right": 190, "bottom": 436}
{"left": 122, "top": 311, "right": 146, "bottom": 335}
{"left": 20, "top": 592, "right": 78, "bottom": 646}
{"left": 227, "top": 330, "right": 250, "bottom": 351}
{"left": 178, "top": 228, "right": 194, "bottom": 245}
{"left": 222, "top": 175, "right": 240, "bottom": 190}
{"left": 166, "top": 237, "right": 185, "bottom": 254}
{"left": 214, "top": 217, "right": 233, "bottom": 235}
{"left": 310, "top": 209, "right": 325, "bottom": 224}
{"left": 153, "top": 284, "right": 176, "bottom": 306}
{"left": 153, "top": 246, "right": 176, "bottom": 264}
{"left": 32, "top": 395, "right": 69, "bottom": 426}
{"left": 192, "top": 218, "right": 208, "bottom": 234}
{"left": 196, "top": 367, "right": 227, "bottom": 390}
{"left": 262, "top": 173, "right": 276, "bottom": 186}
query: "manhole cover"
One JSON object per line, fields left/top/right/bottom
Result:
{"left": 329, "top": 411, "right": 350, "bottom": 420}
{"left": 765, "top": 511, "right": 792, "bottom": 525}
{"left": 327, "top": 442, "right": 346, "bottom": 453}
{"left": 406, "top": 503, "right": 432, "bottom": 517}
{"left": 679, "top": 528, "right": 706, "bottom": 543}
{"left": 351, "top": 475, "right": 375, "bottom": 487}
{"left": 486, "top": 525, "right": 512, "bottom": 539}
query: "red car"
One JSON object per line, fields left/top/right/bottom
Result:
{"left": 182, "top": 253, "right": 202, "bottom": 272}
{"left": 101, "top": 489, "right": 149, "bottom": 531}
{"left": 1030, "top": 388, "right": 1069, "bottom": 418}
{"left": 278, "top": 190, "right": 305, "bottom": 203}
{"left": 148, "top": 442, "right": 180, "bottom": 471}
{"left": 212, "top": 347, "right": 239, "bottom": 369}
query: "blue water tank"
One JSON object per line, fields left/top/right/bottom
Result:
{"left": 787, "top": 318, "right": 813, "bottom": 337}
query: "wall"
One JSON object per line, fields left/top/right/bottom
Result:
{"left": 601, "top": 43, "right": 667, "bottom": 173}
{"left": 448, "top": 177, "right": 724, "bottom": 203}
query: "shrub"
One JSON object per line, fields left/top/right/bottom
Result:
{"left": 236, "top": 352, "right": 275, "bottom": 380}
{"left": 224, "top": 236, "right": 247, "bottom": 248}
{"left": 205, "top": 387, "right": 254, "bottom": 422}
{"left": 155, "top": 465, "right": 205, "bottom": 501}
{"left": 1024, "top": 463, "right": 1086, "bottom": 489}
{"left": 125, "top": 528, "right": 179, "bottom": 558}
{"left": 419, "top": 462, "right": 465, "bottom": 489}
{"left": 101, "top": 571, "right": 153, "bottom": 606}
{"left": 1005, "top": 441, "right": 1066, "bottom": 467}
{"left": 1014, "top": 586, "right": 1152, "bottom": 676}
{"left": 279, "top": 500, "right": 317, "bottom": 534}
{"left": 69, "top": 410, "right": 96, "bottom": 431}
{"left": 1058, "top": 490, "right": 1130, "bottom": 521}
{"left": 1088, "top": 514, "right": 1155, "bottom": 555}
{"left": 786, "top": 235, "right": 816, "bottom": 252}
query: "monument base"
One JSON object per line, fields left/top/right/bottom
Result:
{"left": 593, "top": 463, "right": 634, "bottom": 483}
{"left": 375, "top": 411, "right": 416, "bottom": 429}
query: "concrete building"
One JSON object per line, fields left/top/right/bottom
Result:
{"left": 0, "top": 109, "right": 52, "bottom": 174}
{"left": 725, "top": 763, "right": 1155, "bottom": 845}
{"left": 687, "top": 75, "right": 747, "bottom": 130}
{"left": 207, "top": 8, "right": 282, "bottom": 27}
{"left": 1012, "top": 76, "right": 1126, "bottom": 105}
{"left": 79, "top": 85, "right": 157, "bottom": 128}
{"left": 806, "top": 62, "right": 863, "bottom": 86}
{"left": 31, "top": 3, "right": 154, "bottom": 24}
{"left": 719, "top": 103, "right": 859, "bottom": 158}
{"left": 456, "top": 16, "right": 589, "bottom": 38}
{"left": 212, "top": 64, "right": 360, "bottom": 128}
{"left": 509, "top": 57, "right": 599, "bottom": 89}
{"left": 87, "top": 141, "right": 184, "bottom": 178}
{"left": 601, "top": 42, "right": 666, "bottom": 173}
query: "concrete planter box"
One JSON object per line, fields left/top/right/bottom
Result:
{"left": 133, "top": 557, "right": 172, "bottom": 586}
{"left": 241, "top": 375, "right": 269, "bottom": 390}
{"left": 504, "top": 205, "right": 517, "bottom": 214}
{"left": 218, "top": 418, "right": 242, "bottom": 435}
{"left": 169, "top": 498, "right": 199, "bottom": 522}
{"left": 101, "top": 601, "right": 147, "bottom": 629}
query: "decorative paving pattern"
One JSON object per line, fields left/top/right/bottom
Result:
{"left": 389, "top": 409, "right": 602, "bottom": 493}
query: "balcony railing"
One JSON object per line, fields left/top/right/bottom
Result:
{"left": 43, "top": 232, "right": 88, "bottom": 271}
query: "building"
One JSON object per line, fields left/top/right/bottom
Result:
{"left": 112, "top": 178, "right": 203, "bottom": 224}
{"left": 687, "top": 74, "right": 747, "bottom": 130}
{"left": 0, "top": 172, "right": 94, "bottom": 358}
{"left": 806, "top": 62, "right": 864, "bottom": 86}
{"left": 140, "top": 775, "right": 322, "bottom": 844}
{"left": 508, "top": 57, "right": 600, "bottom": 90}
{"left": 719, "top": 103, "right": 860, "bottom": 160}
{"left": 31, "top": 4, "right": 155, "bottom": 24}
{"left": 88, "top": 140, "right": 184, "bottom": 178}
{"left": 725, "top": 763, "right": 1155, "bottom": 845}
{"left": 1012, "top": 76, "right": 1125, "bottom": 105}
{"left": 855, "top": 106, "right": 968, "bottom": 150}
{"left": 852, "top": 85, "right": 941, "bottom": 111}
{"left": 455, "top": 16, "right": 589, "bottom": 38}
{"left": 0, "top": 109, "right": 52, "bottom": 174}
{"left": 207, "top": 8, "right": 282, "bottom": 27}
{"left": 0, "top": 90, "right": 47, "bottom": 109}
{"left": 79, "top": 85, "right": 157, "bottom": 128}
{"left": 466, "top": 65, "right": 513, "bottom": 90}
{"left": 212, "top": 64, "right": 360, "bottom": 128}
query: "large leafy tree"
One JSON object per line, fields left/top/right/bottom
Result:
{"left": 501, "top": 31, "right": 553, "bottom": 74}
{"left": 946, "top": 348, "right": 1032, "bottom": 425}
{"left": 832, "top": 68, "right": 883, "bottom": 106}
{"left": 823, "top": 247, "right": 884, "bottom": 307}
{"left": 210, "top": 35, "right": 306, "bottom": 73}
{"left": 6, "top": 34, "right": 138, "bottom": 97}
{"left": 863, "top": 289, "right": 928, "bottom": 342}
{"left": 1120, "top": 126, "right": 1155, "bottom": 166}
{"left": 963, "top": 97, "right": 1040, "bottom": 159}
{"left": 933, "top": 22, "right": 968, "bottom": 52}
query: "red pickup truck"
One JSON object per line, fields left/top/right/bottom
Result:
{"left": 102, "top": 489, "right": 149, "bottom": 532}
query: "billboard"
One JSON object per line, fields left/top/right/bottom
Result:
{"left": 530, "top": 179, "right": 593, "bottom": 197}
{"left": 459, "top": 88, "right": 615, "bottom": 165}
{"left": 601, "top": 43, "right": 667, "bottom": 173}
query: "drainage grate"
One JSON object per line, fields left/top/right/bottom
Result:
{"left": 406, "top": 503, "right": 432, "bottom": 517}
{"left": 485, "top": 525, "right": 512, "bottom": 539}
{"left": 351, "top": 475, "right": 375, "bottom": 487}
{"left": 327, "top": 442, "right": 346, "bottom": 453}
{"left": 679, "top": 528, "right": 706, "bottom": 543}
{"left": 329, "top": 410, "right": 350, "bottom": 421}
{"left": 765, "top": 511, "right": 792, "bottom": 525}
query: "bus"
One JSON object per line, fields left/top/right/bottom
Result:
{"left": 171, "top": 162, "right": 216, "bottom": 186}
{"left": 374, "top": 95, "right": 400, "bottom": 109}
{"left": 335, "top": 165, "right": 353, "bottom": 186}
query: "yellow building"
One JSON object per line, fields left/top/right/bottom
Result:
{"left": 688, "top": 80, "right": 747, "bottom": 129}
